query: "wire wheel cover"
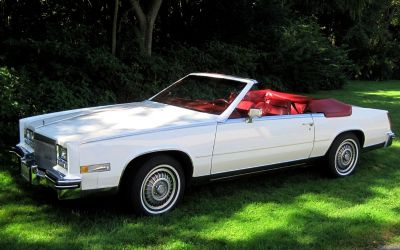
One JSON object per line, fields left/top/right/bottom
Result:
{"left": 140, "top": 165, "right": 180, "bottom": 213}
{"left": 335, "top": 139, "right": 358, "bottom": 174}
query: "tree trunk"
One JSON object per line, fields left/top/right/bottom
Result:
{"left": 144, "top": 19, "right": 154, "bottom": 56}
{"left": 130, "top": 0, "right": 163, "bottom": 57}
{"left": 111, "top": 0, "right": 119, "bottom": 56}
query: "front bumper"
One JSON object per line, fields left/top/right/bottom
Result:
{"left": 10, "top": 145, "right": 81, "bottom": 200}
{"left": 385, "top": 132, "right": 395, "bottom": 147}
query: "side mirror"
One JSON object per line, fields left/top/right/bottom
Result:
{"left": 246, "top": 108, "right": 263, "bottom": 123}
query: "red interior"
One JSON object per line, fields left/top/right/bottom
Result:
{"left": 163, "top": 97, "right": 228, "bottom": 115}
{"left": 162, "top": 89, "right": 352, "bottom": 118}
{"left": 234, "top": 89, "right": 352, "bottom": 118}
{"left": 235, "top": 89, "right": 312, "bottom": 117}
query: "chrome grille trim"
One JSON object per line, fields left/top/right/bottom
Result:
{"left": 33, "top": 133, "right": 56, "bottom": 170}
{"left": 34, "top": 132, "right": 56, "bottom": 144}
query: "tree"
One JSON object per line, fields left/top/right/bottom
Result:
{"left": 112, "top": 0, "right": 119, "bottom": 56}
{"left": 129, "top": 0, "right": 163, "bottom": 56}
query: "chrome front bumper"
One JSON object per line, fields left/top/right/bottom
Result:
{"left": 385, "top": 132, "right": 395, "bottom": 147}
{"left": 10, "top": 145, "right": 81, "bottom": 200}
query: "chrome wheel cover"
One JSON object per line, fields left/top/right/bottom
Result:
{"left": 140, "top": 165, "right": 180, "bottom": 214}
{"left": 334, "top": 139, "right": 358, "bottom": 175}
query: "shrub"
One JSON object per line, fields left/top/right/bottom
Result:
{"left": 0, "top": 67, "right": 28, "bottom": 146}
{"left": 203, "top": 41, "right": 259, "bottom": 77}
{"left": 344, "top": 23, "right": 400, "bottom": 80}
{"left": 0, "top": 39, "right": 146, "bottom": 146}
{"left": 128, "top": 42, "right": 261, "bottom": 96}
{"left": 2, "top": 38, "right": 146, "bottom": 105}
{"left": 261, "top": 20, "right": 352, "bottom": 92}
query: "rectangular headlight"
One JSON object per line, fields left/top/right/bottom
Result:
{"left": 24, "top": 129, "right": 34, "bottom": 147}
{"left": 56, "top": 144, "right": 68, "bottom": 169}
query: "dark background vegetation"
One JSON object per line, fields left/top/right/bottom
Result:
{"left": 1, "top": 0, "right": 400, "bottom": 147}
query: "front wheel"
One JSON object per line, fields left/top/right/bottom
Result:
{"left": 125, "top": 155, "right": 185, "bottom": 215}
{"left": 327, "top": 133, "right": 360, "bottom": 177}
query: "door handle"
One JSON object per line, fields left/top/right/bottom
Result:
{"left": 302, "top": 122, "right": 314, "bottom": 126}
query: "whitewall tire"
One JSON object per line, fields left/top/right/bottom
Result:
{"left": 327, "top": 133, "right": 360, "bottom": 177}
{"left": 125, "top": 155, "right": 185, "bottom": 215}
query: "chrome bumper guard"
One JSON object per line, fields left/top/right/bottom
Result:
{"left": 385, "top": 132, "right": 395, "bottom": 147}
{"left": 10, "top": 145, "right": 81, "bottom": 200}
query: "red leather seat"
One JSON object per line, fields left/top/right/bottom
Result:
{"left": 265, "top": 89, "right": 310, "bottom": 104}
{"left": 234, "top": 89, "right": 313, "bottom": 118}
{"left": 267, "top": 106, "right": 289, "bottom": 115}
{"left": 255, "top": 100, "right": 290, "bottom": 116}
{"left": 290, "top": 103, "right": 307, "bottom": 114}
{"left": 237, "top": 100, "right": 255, "bottom": 111}
{"left": 255, "top": 102, "right": 269, "bottom": 116}
{"left": 244, "top": 90, "right": 268, "bottom": 103}
{"left": 231, "top": 100, "right": 256, "bottom": 118}
{"left": 267, "top": 99, "right": 290, "bottom": 115}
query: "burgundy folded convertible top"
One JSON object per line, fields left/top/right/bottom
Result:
{"left": 308, "top": 98, "right": 352, "bottom": 118}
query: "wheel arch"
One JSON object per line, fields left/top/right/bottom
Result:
{"left": 326, "top": 129, "right": 365, "bottom": 156}
{"left": 350, "top": 130, "right": 365, "bottom": 148}
{"left": 119, "top": 150, "right": 194, "bottom": 190}
{"left": 336, "top": 130, "right": 365, "bottom": 148}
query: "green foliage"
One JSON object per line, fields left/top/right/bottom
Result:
{"left": 2, "top": 37, "right": 146, "bottom": 104}
{"left": 286, "top": 0, "right": 400, "bottom": 81}
{"left": 123, "top": 42, "right": 260, "bottom": 95}
{"left": 343, "top": 0, "right": 400, "bottom": 80}
{"left": 262, "top": 20, "right": 352, "bottom": 92}
{"left": 0, "top": 67, "right": 26, "bottom": 146}
{"left": 0, "top": 38, "right": 145, "bottom": 145}
{"left": 137, "top": 37, "right": 350, "bottom": 94}
{"left": 166, "top": 41, "right": 259, "bottom": 77}
{"left": 0, "top": 67, "right": 24, "bottom": 117}
{"left": 204, "top": 41, "right": 259, "bottom": 77}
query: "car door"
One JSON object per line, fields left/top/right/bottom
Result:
{"left": 211, "top": 114, "right": 315, "bottom": 174}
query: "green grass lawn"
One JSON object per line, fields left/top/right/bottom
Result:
{"left": 1, "top": 81, "right": 399, "bottom": 250}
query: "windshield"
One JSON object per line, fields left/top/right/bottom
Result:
{"left": 151, "top": 75, "right": 247, "bottom": 115}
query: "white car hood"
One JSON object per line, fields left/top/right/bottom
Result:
{"left": 29, "top": 101, "right": 217, "bottom": 144}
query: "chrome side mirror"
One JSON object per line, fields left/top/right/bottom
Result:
{"left": 246, "top": 108, "right": 262, "bottom": 123}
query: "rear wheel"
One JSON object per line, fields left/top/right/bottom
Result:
{"left": 124, "top": 155, "right": 185, "bottom": 215}
{"left": 327, "top": 133, "right": 360, "bottom": 177}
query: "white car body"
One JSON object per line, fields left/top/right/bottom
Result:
{"left": 13, "top": 73, "right": 394, "bottom": 202}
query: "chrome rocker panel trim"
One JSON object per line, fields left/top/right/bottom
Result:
{"left": 11, "top": 145, "right": 82, "bottom": 200}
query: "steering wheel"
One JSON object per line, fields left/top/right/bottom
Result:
{"left": 213, "top": 99, "right": 229, "bottom": 106}
{"left": 228, "top": 92, "right": 237, "bottom": 102}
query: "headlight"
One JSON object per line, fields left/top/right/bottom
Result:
{"left": 56, "top": 144, "right": 68, "bottom": 169}
{"left": 24, "top": 129, "right": 34, "bottom": 148}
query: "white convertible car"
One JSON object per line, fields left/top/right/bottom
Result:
{"left": 12, "top": 73, "right": 395, "bottom": 215}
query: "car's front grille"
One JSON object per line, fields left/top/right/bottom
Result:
{"left": 34, "top": 133, "right": 56, "bottom": 170}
